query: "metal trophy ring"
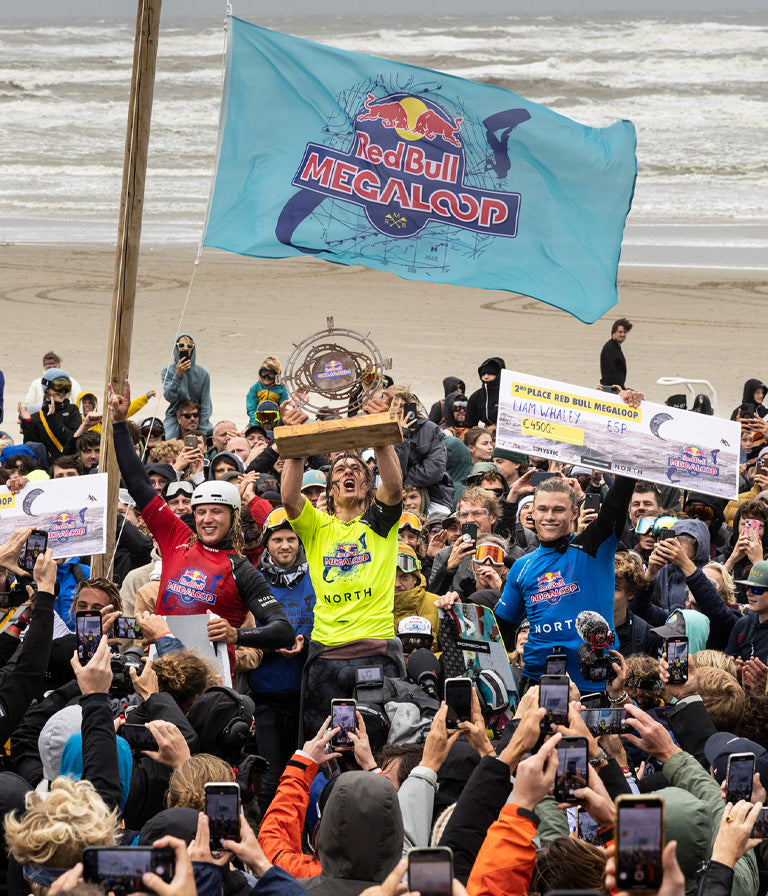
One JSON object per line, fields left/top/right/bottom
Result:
{"left": 283, "top": 316, "right": 392, "bottom": 416}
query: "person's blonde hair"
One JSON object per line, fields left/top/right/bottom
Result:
{"left": 149, "top": 439, "right": 183, "bottom": 463}
{"left": 698, "top": 667, "right": 746, "bottom": 731}
{"left": 693, "top": 649, "right": 737, "bottom": 678}
{"left": 614, "top": 551, "right": 647, "bottom": 596}
{"left": 260, "top": 356, "right": 282, "bottom": 375}
{"left": 457, "top": 486, "right": 500, "bottom": 521}
{"left": 703, "top": 561, "right": 737, "bottom": 607}
{"left": 167, "top": 754, "right": 234, "bottom": 811}
{"left": 4, "top": 778, "right": 119, "bottom": 871}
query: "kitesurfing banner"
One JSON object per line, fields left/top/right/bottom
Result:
{"left": 203, "top": 18, "right": 637, "bottom": 324}
{"left": 0, "top": 474, "right": 108, "bottom": 559}
{"left": 496, "top": 370, "right": 741, "bottom": 499}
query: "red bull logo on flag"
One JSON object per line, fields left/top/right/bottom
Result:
{"left": 49, "top": 511, "right": 87, "bottom": 543}
{"left": 290, "top": 91, "right": 521, "bottom": 239}
{"left": 668, "top": 446, "right": 720, "bottom": 479}
{"left": 530, "top": 570, "right": 580, "bottom": 605}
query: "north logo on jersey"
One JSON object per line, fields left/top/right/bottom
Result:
{"left": 530, "top": 570, "right": 580, "bottom": 605}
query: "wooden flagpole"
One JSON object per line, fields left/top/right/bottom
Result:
{"left": 94, "top": 0, "right": 162, "bottom": 578}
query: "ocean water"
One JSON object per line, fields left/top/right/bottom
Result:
{"left": 1, "top": 11, "right": 766, "bottom": 267}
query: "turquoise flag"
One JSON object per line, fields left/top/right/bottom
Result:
{"left": 204, "top": 18, "right": 637, "bottom": 323}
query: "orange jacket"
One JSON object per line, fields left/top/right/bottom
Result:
{"left": 466, "top": 804, "right": 538, "bottom": 896}
{"left": 257, "top": 753, "right": 322, "bottom": 878}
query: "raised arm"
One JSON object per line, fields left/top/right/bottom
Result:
{"left": 109, "top": 380, "right": 157, "bottom": 511}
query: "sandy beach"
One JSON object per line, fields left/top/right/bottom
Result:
{"left": 1, "top": 241, "right": 766, "bottom": 433}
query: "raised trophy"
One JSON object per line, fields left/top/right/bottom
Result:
{"left": 273, "top": 317, "right": 403, "bottom": 458}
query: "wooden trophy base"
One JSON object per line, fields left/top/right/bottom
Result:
{"left": 273, "top": 410, "right": 403, "bottom": 459}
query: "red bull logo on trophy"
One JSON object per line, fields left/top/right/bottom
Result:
{"left": 290, "top": 91, "right": 523, "bottom": 239}
{"left": 315, "top": 359, "right": 353, "bottom": 381}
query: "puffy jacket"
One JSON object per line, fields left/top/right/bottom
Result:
{"left": 393, "top": 416, "right": 454, "bottom": 510}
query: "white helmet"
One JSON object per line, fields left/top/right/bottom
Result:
{"left": 191, "top": 480, "right": 241, "bottom": 511}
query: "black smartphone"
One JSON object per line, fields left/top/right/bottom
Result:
{"left": 581, "top": 708, "right": 628, "bottom": 736}
{"left": 726, "top": 752, "right": 755, "bottom": 804}
{"left": 580, "top": 692, "right": 604, "bottom": 709}
{"left": 554, "top": 736, "right": 588, "bottom": 802}
{"left": 752, "top": 807, "right": 768, "bottom": 839}
{"left": 407, "top": 847, "right": 453, "bottom": 896}
{"left": 657, "top": 527, "right": 677, "bottom": 541}
{"left": 330, "top": 699, "right": 357, "bottom": 747}
{"left": 82, "top": 846, "right": 175, "bottom": 894}
{"left": 115, "top": 616, "right": 142, "bottom": 639}
{"left": 583, "top": 493, "right": 601, "bottom": 514}
{"left": 539, "top": 674, "right": 570, "bottom": 729}
{"left": 76, "top": 610, "right": 102, "bottom": 663}
{"left": 18, "top": 529, "right": 48, "bottom": 574}
{"left": 460, "top": 522, "right": 478, "bottom": 544}
{"left": 666, "top": 637, "right": 688, "bottom": 684}
{"left": 530, "top": 471, "right": 556, "bottom": 487}
{"left": 118, "top": 723, "right": 159, "bottom": 752}
{"left": 615, "top": 795, "right": 665, "bottom": 891}
{"left": 577, "top": 807, "right": 608, "bottom": 847}
{"left": 757, "top": 457, "right": 768, "bottom": 476}
{"left": 444, "top": 677, "right": 473, "bottom": 730}
{"left": 178, "top": 348, "right": 190, "bottom": 361}
{"left": 184, "top": 433, "right": 198, "bottom": 449}
{"left": 205, "top": 782, "right": 241, "bottom": 851}
{"left": 740, "top": 402, "right": 756, "bottom": 419}
{"left": 545, "top": 654, "right": 568, "bottom": 676}
{"left": 403, "top": 402, "right": 418, "bottom": 424}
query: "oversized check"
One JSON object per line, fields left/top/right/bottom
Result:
{"left": 496, "top": 370, "right": 741, "bottom": 500}
{"left": 0, "top": 474, "right": 108, "bottom": 558}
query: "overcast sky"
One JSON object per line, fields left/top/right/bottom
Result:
{"left": 5, "top": 0, "right": 764, "bottom": 17}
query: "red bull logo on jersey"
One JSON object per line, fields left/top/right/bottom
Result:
{"left": 315, "top": 359, "right": 353, "bottom": 381}
{"left": 166, "top": 568, "right": 217, "bottom": 605}
{"left": 48, "top": 511, "right": 87, "bottom": 543}
{"left": 668, "top": 446, "right": 720, "bottom": 479}
{"left": 323, "top": 542, "right": 372, "bottom": 572}
{"left": 289, "top": 91, "right": 523, "bottom": 239}
{"left": 530, "top": 570, "right": 580, "bottom": 604}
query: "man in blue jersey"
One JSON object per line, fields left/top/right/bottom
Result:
{"left": 495, "top": 389, "right": 642, "bottom": 692}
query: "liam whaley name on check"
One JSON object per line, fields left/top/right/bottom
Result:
{"left": 508, "top": 382, "right": 642, "bottom": 422}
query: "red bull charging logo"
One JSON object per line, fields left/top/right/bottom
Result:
{"left": 288, "top": 92, "right": 523, "bottom": 239}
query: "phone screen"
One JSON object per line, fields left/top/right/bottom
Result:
{"left": 119, "top": 724, "right": 158, "bottom": 752}
{"left": 115, "top": 617, "right": 142, "bottom": 639}
{"left": 408, "top": 849, "right": 453, "bottom": 896}
{"left": 577, "top": 808, "right": 607, "bottom": 846}
{"left": 444, "top": 679, "right": 472, "bottom": 730}
{"left": 555, "top": 737, "right": 588, "bottom": 802}
{"left": 83, "top": 847, "right": 175, "bottom": 894}
{"left": 581, "top": 708, "right": 627, "bottom": 736}
{"left": 726, "top": 754, "right": 755, "bottom": 804}
{"left": 616, "top": 800, "right": 664, "bottom": 891}
{"left": 205, "top": 786, "right": 241, "bottom": 850}
{"left": 666, "top": 638, "right": 688, "bottom": 684}
{"left": 76, "top": 612, "right": 102, "bottom": 662}
{"left": 545, "top": 655, "right": 568, "bottom": 676}
{"left": 752, "top": 807, "right": 768, "bottom": 839}
{"left": 355, "top": 665, "right": 383, "bottom": 685}
{"left": 331, "top": 700, "right": 356, "bottom": 746}
{"left": 539, "top": 675, "right": 570, "bottom": 728}
{"left": 18, "top": 530, "right": 48, "bottom": 574}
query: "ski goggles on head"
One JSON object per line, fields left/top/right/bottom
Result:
{"left": 398, "top": 512, "right": 423, "bottom": 533}
{"left": 684, "top": 502, "right": 715, "bottom": 522}
{"left": 47, "top": 378, "right": 72, "bottom": 393}
{"left": 652, "top": 515, "right": 679, "bottom": 537}
{"left": 472, "top": 543, "right": 506, "bottom": 566}
{"left": 396, "top": 553, "right": 421, "bottom": 573}
{"left": 264, "top": 507, "right": 289, "bottom": 530}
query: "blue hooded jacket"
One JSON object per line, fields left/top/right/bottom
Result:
{"left": 653, "top": 518, "right": 711, "bottom": 613}
{"left": 60, "top": 731, "right": 133, "bottom": 811}
{"left": 161, "top": 334, "right": 212, "bottom": 438}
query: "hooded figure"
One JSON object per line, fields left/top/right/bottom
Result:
{"left": 652, "top": 518, "right": 711, "bottom": 614}
{"left": 441, "top": 391, "right": 469, "bottom": 436}
{"left": 161, "top": 334, "right": 213, "bottom": 438}
{"left": 465, "top": 357, "right": 505, "bottom": 428}
{"left": 730, "top": 377, "right": 768, "bottom": 420}
{"left": 444, "top": 436, "right": 473, "bottom": 508}
{"left": 428, "top": 376, "right": 466, "bottom": 425}
{"left": 301, "top": 771, "right": 404, "bottom": 896}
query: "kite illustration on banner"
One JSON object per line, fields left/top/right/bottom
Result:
{"left": 204, "top": 18, "right": 637, "bottom": 322}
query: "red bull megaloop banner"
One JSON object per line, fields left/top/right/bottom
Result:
{"left": 203, "top": 18, "right": 638, "bottom": 323}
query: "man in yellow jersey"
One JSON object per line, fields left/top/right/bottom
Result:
{"left": 281, "top": 398, "right": 404, "bottom": 736}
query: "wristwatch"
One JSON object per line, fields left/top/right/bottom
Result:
{"left": 589, "top": 747, "right": 609, "bottom": 768}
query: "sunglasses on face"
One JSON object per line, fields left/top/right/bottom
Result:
{"left": 176, "top": 341, "right": 194, "bottom": 349}
{"left": 685, "top": 503, "right": 715, "bottom": 522}
{"left": 180, "top": 412, "right": 199, "bottom": 419}
{"left": 749, "top": 586, "right": 768, "bottom": 596}
{"left": 259, "top": 368, "right": 276, "bottom": 378}
{"left": 483, "top": 486, "right": 506, "bottom": 497}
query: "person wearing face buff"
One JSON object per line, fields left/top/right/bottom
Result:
{"left": 280, "top": 396, "right": 405, "bottom": 737}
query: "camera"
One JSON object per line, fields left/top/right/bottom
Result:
{"left": 110, "top": 648, "right": 145, "bottom": 698}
